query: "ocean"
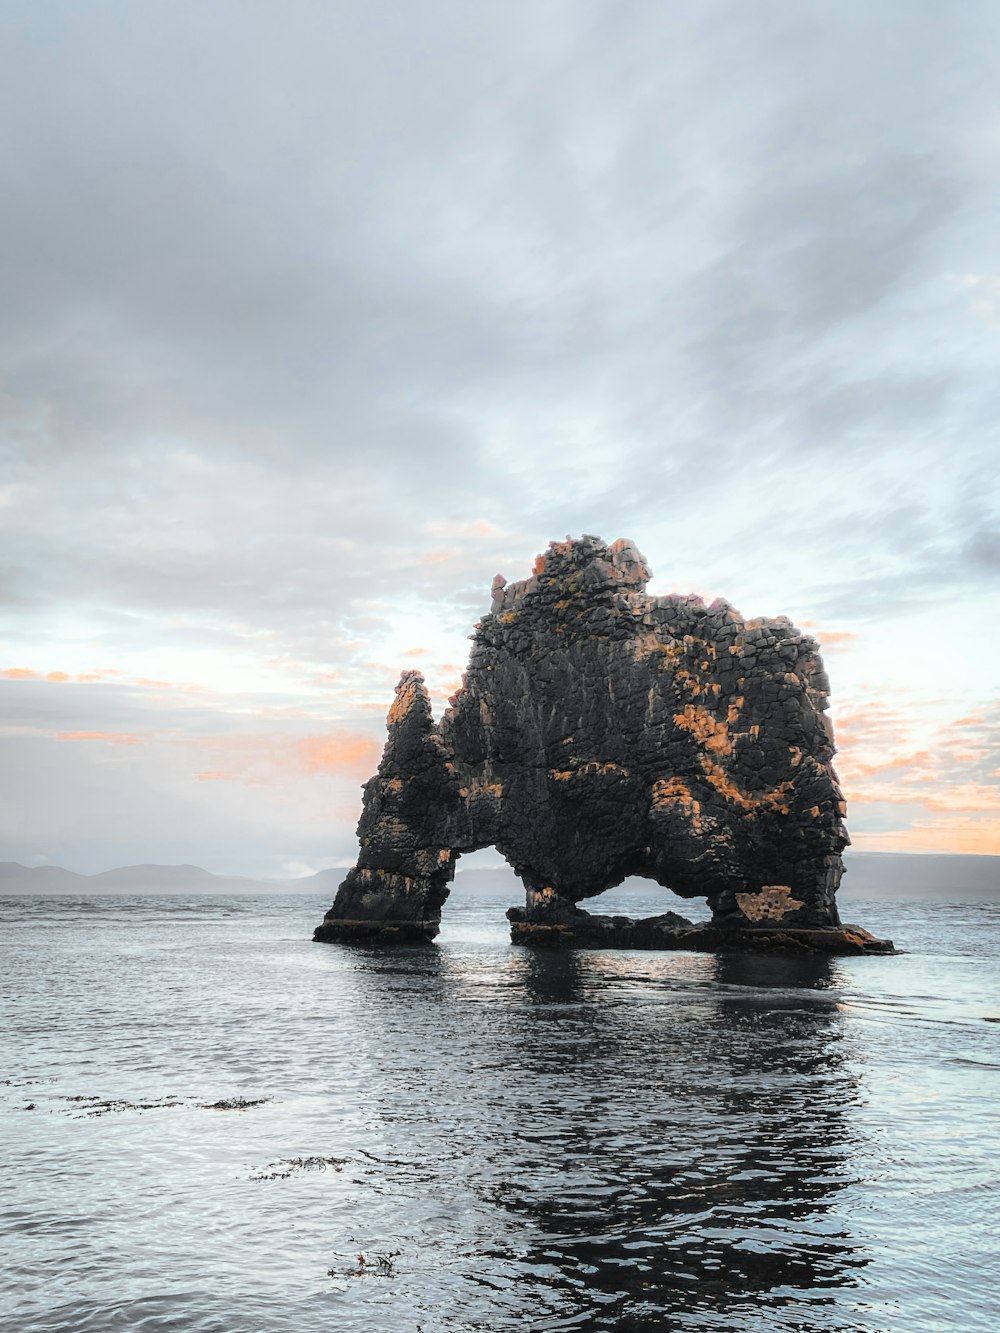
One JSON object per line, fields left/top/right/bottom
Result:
{"left": 1, "top": 889, "right": 998, "bottom": 1332}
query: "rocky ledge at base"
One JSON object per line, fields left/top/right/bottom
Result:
{"left": 505, "top": 905, "right": 896, "bottom": 955}
{"left": 313, "top": 535, "right": 896, "bottom": 957}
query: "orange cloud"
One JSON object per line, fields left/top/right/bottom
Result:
{"left": 403, "top": 647, "right": 428, "bottom": 657}
{"left": 922, "top": 785, "right": 1000, "bottom": 813}
{"left": 852, "top": 817, "right": 1000, "bottom": 855}
{"left": 3, "top": 666, "right": 158, "bottom": 688}
{"left": 844, "top": 788, "right": 922, "bottom": 807}
{"left": 832, "top": 698, "right": 1000, "bottom": 848}
{"left": 249, "top": 706, "right": 326, "bottom": 721}
{"left": 428, "top": 679, "right": 463, "bottom": 702}
{"left": 420, "top": 548, "right": 454, "bottom": 564}
{"left": 833, "top": 704, "right": 913, "bottom": 736}
{"left": 840, "top": 750, "right": 935, "bottom": 782}
{"left": 797, "top": 620, "right": 857, "bottom": 647}
{"left": 424, "top": 518, "right": 500, "bottom": 539}
{"left": 296, "top": 733, "right": 380, "bottom": 777}
{"left": 815, "top": 630, "right": 857, "bottom": 647}
{"left": 59, "top": 731, "right": 142, "bottom": 745}
{"left": 189, "top": 728, "right": 383, "bottom": 787}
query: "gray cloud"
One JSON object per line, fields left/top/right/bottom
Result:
{"left": 2, "top": 0, "right": 998, "bottom": 867}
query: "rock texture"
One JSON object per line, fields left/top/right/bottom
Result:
{"left": 314, "top": 536, "right": 894, "bottom": 954}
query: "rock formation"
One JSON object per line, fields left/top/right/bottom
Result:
{"left": 314, "top": 536, "right": 894, "bottom": 954}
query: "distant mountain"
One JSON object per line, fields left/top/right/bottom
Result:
{"left": 0, "top": 861, "right": 88, "bottom": 892}
{"left": 0, "top": 861, "right": 331, "bottom": 895}
{"left": 0, "top": 854, "right": 997, "bottom": 899}
{"left": 87, "top": 864, "right": 272, "bottom": 892}
{"left": 452, "top": 858, "right": 1000, "bottom": 902}
{"left": 840, "top": 852, "right": 1000, "bottom": 900}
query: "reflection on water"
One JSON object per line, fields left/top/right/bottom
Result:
{"left": 1, "top": 893, "right": 998, "bottom": 1332}
{"left": 345, "top": 942, "right": 867, "bottom": 1330}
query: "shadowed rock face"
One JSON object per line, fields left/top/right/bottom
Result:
{"left": 315, "top": 536, "right": 893, "bottom": 954}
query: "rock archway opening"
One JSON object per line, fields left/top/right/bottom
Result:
{"left": 586, "top": 877, "right": 713, "bottom": 923}
{"left": 450, "top": 848, "right": 523, "bottom": 907}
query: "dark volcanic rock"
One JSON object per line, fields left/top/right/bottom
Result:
{"left": 314, "top": 536, "right": 894, "bottom": 955}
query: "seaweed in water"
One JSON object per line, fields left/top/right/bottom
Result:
{"left": 332, "top": 1250, "right": 401, "bottom": 1279}
{"left": 28, "top": 1093, "right": 273, "bottom": 1117}
{"left": 74, "top": 1097, "right": 186, "bottom": 1117}
{"left": 200, "top": 1096, "right": 270, "bottom": 1111}
{"left": 250, "top": 1155, "right": 347, "bottom": 1181}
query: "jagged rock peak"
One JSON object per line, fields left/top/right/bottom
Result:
{"left": 490, "top": 534, "right": 653, "bottom": 615}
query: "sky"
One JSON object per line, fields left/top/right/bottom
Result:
{"left": 1, "top": 0, "right": 998, "bottom": 877}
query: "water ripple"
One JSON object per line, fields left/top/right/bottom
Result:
{"left": 0, "top": 892, "right": 997, "bottom": 1331}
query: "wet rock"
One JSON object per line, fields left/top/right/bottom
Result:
{"left": 314, "top": 536, "right": 893, "bottom": 955}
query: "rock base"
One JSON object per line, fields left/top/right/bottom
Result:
{"left": 312, "top": 919, "right": 438, "bottom": 944}
{"left": 506, "top": 907, "right": 896, "bottom": 955}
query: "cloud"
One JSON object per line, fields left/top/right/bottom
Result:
{"left": 2, "top": 1, "right": 999, "bottom": 866}
{"left": 857, "top": 816, "right": 1000, "bottom": 856}
{"left": 296, "top": 733, "right": 381, "bottom": 779}
{"left": 835, "top": 700, "right": 1000, "bottom": 852}
{"left": 797, "top": 624, "right": 857, "bottom": 651}
{"left": 58, "top": 731, "right": 142, "bottom": 746}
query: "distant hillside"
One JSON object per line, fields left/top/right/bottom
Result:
{"left": 840, "top": 852, "right": 999, "bottom": 900}
{"left": 0, "top": 862, "right": 329, "bottom": 895}
{"left": 453, "top": 855, "right": 1000, "bottom": 903}
{"left": 0, "top": 861, "right": 87, "bottom": 892}
{"left": 0, "top": 854, "right": 997, "bottom": 899}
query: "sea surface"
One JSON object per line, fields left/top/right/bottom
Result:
{"left": 1, "top": 889, "right": 998, "bottom": 1332}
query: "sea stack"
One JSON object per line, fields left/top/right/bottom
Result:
{"left": 314, "top": 536, "right": 894, "bottom": 954}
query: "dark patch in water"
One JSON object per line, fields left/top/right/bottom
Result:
{"left": 334, "top": 1249, "right": 401, "bottom": 1279}
{"left": 10, "top": 1093, "right": 273, "bottom": 1117}
{"left": 201, "top": 1096, "right": 270, "bottom": 1111}
{"left": 250, "top": 1155, "right": 346, "bottom": 1181}
{"left": 79, "top": 1097, "right": 186, "bottom": 1116}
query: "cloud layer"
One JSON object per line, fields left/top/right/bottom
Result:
{"left": 1, "top": 1, "right": 997, "bottom": 870}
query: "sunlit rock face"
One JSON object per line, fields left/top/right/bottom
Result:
{"left": 315, "top": 536, "right": 893, "bottom": 954}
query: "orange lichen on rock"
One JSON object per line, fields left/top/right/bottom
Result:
{"left": 673, "top": 704, "right": 733, "bottom": 754}
{"left": 651, "top": 776, "right": 705, "bottom": 833}
{"left": 386, "top": 674, "right": 425, "bottom": 727}
{"left": 736, "top": 885, "right": 805, "bottom": 923}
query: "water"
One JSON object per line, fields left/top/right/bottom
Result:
{"left": 1, "top": 889, "right": 998, "bottom": 1332}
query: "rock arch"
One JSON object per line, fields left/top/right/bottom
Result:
{"left": 314, "top": 536, "right": 893, "bottom": 954}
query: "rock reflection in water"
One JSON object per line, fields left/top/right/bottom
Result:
{"left": 348, "top": 943, "right": 868, "bottom": 1330}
